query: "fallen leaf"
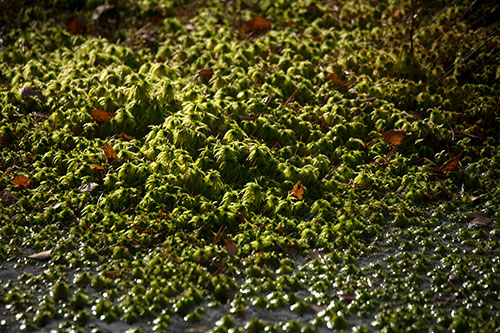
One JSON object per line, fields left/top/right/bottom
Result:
{"left": 291, "top": 181, "right": 304, "bottom": 200}
{"left": 64, "top": 17, "right": 87, "bottom": 35}
{"left": 309, "top": 249, "right": 326, "bottom": 261}
{"left": 91, "top": 4, "right": 115, "bottom": 21}
{"left": 91, "top": 164, "right": 106, "bottom": 172}
{"left": 117, "top": 133, "right": 134, "bottom": 141}
{"left": 466, "top": 212, "right": 499, "bottom": 227}
{"left": 437, "top": 152, "right": 462, "bottom": 172}
{"left": 0, "top": 136, "right": 9, "bottom": 148}
{"left": 326, "top": 72, "right": 348, "bottom": 86}
{"left": 19, "top": 86, "right": 42, "bottom": 99}
{"left": 0, "top": 189, "right": 18, "bottom": 205}
{"left": 340, "top": 293, "right": 356, "bottom": 301}
{"left": 27, "top": 250, "right": 51, "bottom": 261}
{"left": 103, "top": 270, "right": 122, "bottom": 277}
{"left": 382, "top": 129, "right": 407, "bottom": 146}
{"left": 408, "top": 111, "right": 423, "bottom": 120}
{"left": 91, "top": 109, "right": 116, "bottom": 123}
{"left": 197, "top": 68, "right": 214, "bottom": 79}
{"left": 12, "top": 174, "right": 30, "bottom": 189}
{"left": 238, "top": 16, "right": 271, "bottom": 34}
{"left": 78, "top": 182, "right": 99, "bottom": 193}
{"left": 103, "top": 143, "right": 117, "bottom": 162}
{"left": 225, "top": 239, "right": 238, "bottom": 256}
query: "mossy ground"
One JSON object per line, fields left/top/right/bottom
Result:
{"left": 1, "top": 0, "right": 500, "bottom": 332}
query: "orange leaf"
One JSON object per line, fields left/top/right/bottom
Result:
{"left": 438, "top": 152, "right": 462, "bottom": 172}
{"left": 197, "top": 68, "right": 214, "bottom": 79}
{"left": 103, "top": 143, "right": 117, "bottom": 163}
{"left": 326, "top": 72, "right": 348, "bottom": 86}
{"left": 117, "top": 133, "right": 134, "bottom": 141}
{"left": 91, "top": 164, "right": 106, "bottom": 171}
{"left": 225, "top": 239, "right": 238, "bottom": 256}
{"left": 291, "top": 181, "right": 304, "bottom": 200}
{"left": 91, "top": 109, "right": 116, "bottom": 123}
{"left": 12, "top": 174, "right": 31, "bottom": 188}
{"left": 382, "top": 129, "right": 407, "bottom": 146}
{"left": 238, "top": 16, "right": 271, "bottom": 34}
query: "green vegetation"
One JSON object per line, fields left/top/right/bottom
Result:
{"left": 1, "top": 0, "right": 499, "bottom": 331}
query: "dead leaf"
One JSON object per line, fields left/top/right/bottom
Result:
{"left": 78, "top": 182, "right": 99, "bottom": 193}
{"left": 437, "top": 152, "right": 462, "bottom": 172}
{"left": 197, "top": 68, "right": 214, "bottom": 80}
{"left": 291, "top": 181, "right": 304, "bottom": 200}
{"left": 466, "top": 212, "right": 499, "bottom": 227}
{"left": 64, "top": 17, "right": 87, "bottom": 35}
{"left": 238, "top": 16, "right": 271, "bottom": 34}
{"left": 117, "top": 133, "right": 134, "bottom": 141}
{"left": 0, "top": 189, "right": 18, "bottom": 205}
{"left": 91, "top": 4, "right": 115, "bottom": 21}
{"left": 19, "top": 86, "right": 42, "bottom": 99}
{"left": 27, "top": 250, "right": 51, "bottom": 261}
{"left": 309, "top": 249, "right": 326, "bottom": 261}
{"left": 326, "top": 72, "right": 348, "bottom": 86}
{"left": 91, "top": 109, "right": 116, "bottom": 123}
{"left": 225, "top": 239, "right": 238, "bottom": 256}
{"left": 12, "top": 174, "right": 30, "bottom": 189}
{"left": 103, "top": 143, "right": 117, "bottom": 162}
{"left": 382, "top": 129, "right": 407, "bottom": 146}
{"left": 340, "top": 293, "right": 356, "bottom": 301}
{"left": 91, "top": 164, "right": 106, "bottom": 172}
{"left": 0, "top": 136, "right": 9, "bottom": 148}
{"left": 408, "top": 111, "right": 423, "bottom": 120}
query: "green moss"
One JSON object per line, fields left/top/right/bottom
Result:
{"left": 1, "top": 0, "right": 499, "bottom": 331}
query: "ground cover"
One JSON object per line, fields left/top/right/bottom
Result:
{"left": 1, "top": 0, "right": 500, "bottom": 331}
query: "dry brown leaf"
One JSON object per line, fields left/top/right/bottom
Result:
{"left": 309, "top": 249, "right": 326, "bottom": 261}
{"left": 238, "top": 16, "right": 271, "bottom": 34}
{"left": 0, "top": 136, "right": 9, "bottom": 148}
{"left": 103, "top": 143, "right": 117, "bottom": 163}
{"left": 340, "top": 293, "right": 356, "bottom": 301}
{"left": 382, "top": 129, "right": 407, "bottom": 146}
{"left": 117, "top": 133, "right": 134, "bottom": 141}
{"left": 91, "top": 109, "right": 116, "bottom": 123}
{"left": 12, "top": 174, "right": 31, "bottom": 189}
{"left": 225, "top": 239, "right": 238, "bottom": 256}
{"left": 64, "top": 18, "right": 87, "bottom": 35}
{"left": 91, "top": 164, "right": 106, "bottom": 172}
{"left": 27, "top": 250, "right": 51, "bottom": 261}
{"left": 326, "top": 72, "right": 348, "bottom": 86}
{"left": 438, "top": 152, "right": 462, "bottom": 172}
{"left": 197, "top": 68, "right": 214, "bottom": 79}
{"left": 291, "top": 180, "right": 304, "bottom": 200}
{"left": 466, "top": 212, "right": 499, "bottom": 227}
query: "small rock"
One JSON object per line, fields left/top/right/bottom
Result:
{"left": 19, "top": 86, "right": 42, "bottom": 99}
{"left": 0, "top": 189, "right": 18, "bottom": 205}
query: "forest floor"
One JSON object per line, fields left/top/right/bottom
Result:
{"left": 1, "top": 0, "right": 500, "bottom": 332}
